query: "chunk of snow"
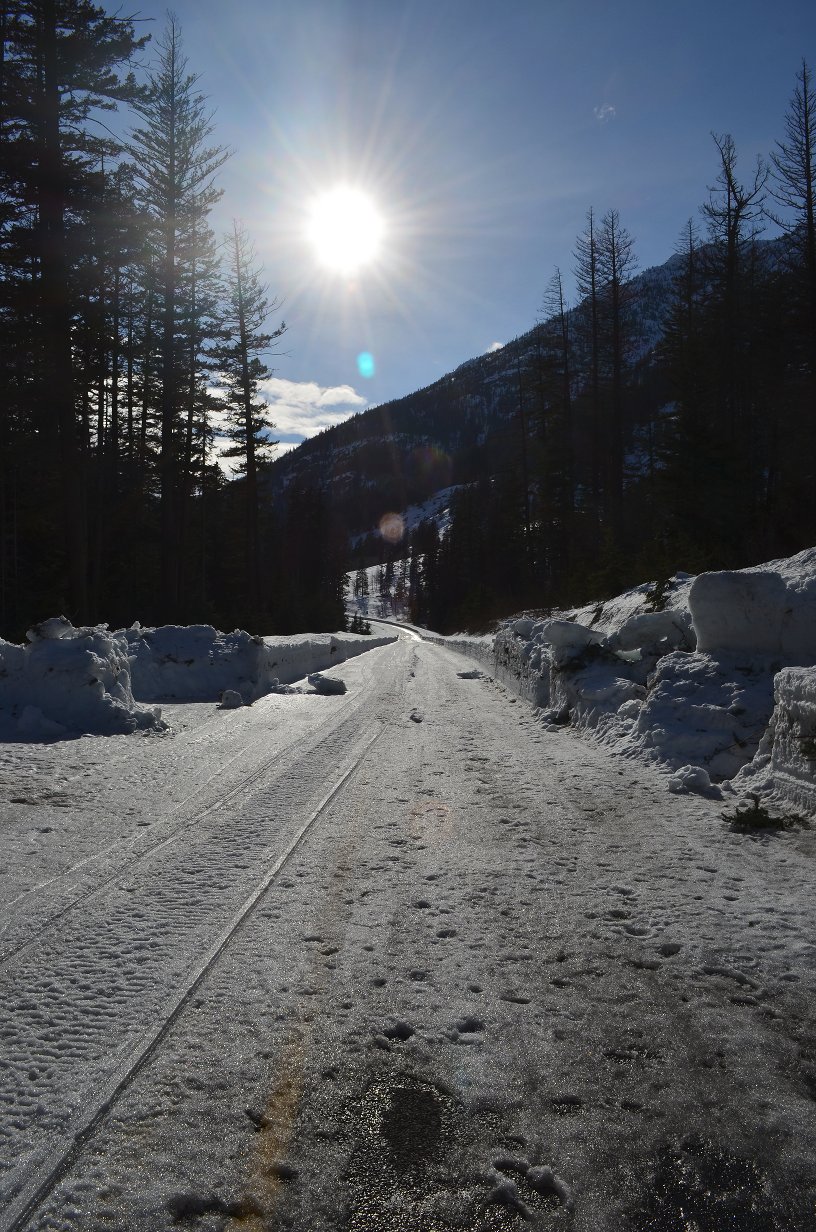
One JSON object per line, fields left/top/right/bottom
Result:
{"left": 218, "top": 689, "right": 245, "bottom": 709}
{"left": 17, "top": 705, "right": 69, "bottom": 740}
{"left": 610, "top": 608, "right": 693, "bottom": 653}
{"left": 667, "top": 764, "right": 719, "bottom": 797}
{"left": 0, "top": 619, "right": 395, "bottom": 739}
{"left": 125, "top": 626, "right": 395, "bottom": 704}
{"left": 625, "top": 652, "right": 774, "bottom": 779}
{"left": 539, "top": 620, "right": 604, "bottom": 667}
{"left": 307, "top": 673, "right": 347, "bottom": 695}
{"left": 26, "top": 615, "right": 76, "bottom": 642}
{"left": 491, "top": 546, "right": 816, "bottom": 809}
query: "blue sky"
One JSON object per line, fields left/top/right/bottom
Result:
{"left": 129, "top": 0, "right": 815, "bottom": 450}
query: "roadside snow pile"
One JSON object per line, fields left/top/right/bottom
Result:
{"left": 732, "top": 668, "right": 816, "bottom": 816}
{"left": 125, "top": 625, "right": 395, "bottom": 703}
{"left": 0, "top": 620, "right": 166, "bottom": 739}
{"left": 0, "top": 620, "right": 396, "bottom": 739}
{"left": 494, "top": 547, "right": 816, "bottom": 812}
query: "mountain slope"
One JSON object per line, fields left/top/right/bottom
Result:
{"left": 268, "top": 248, "right": 687, "bottom": 543}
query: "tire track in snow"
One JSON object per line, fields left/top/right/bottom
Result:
{"left": 0, "top": 656, "right": 389, "bottom": 966}
{"left": 0, "top": 722, "right": 387, "bottom": 1232}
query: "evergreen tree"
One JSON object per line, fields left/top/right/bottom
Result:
{"left": 0, "top": 0, "right": 146, "bottom": 625}
{"left": 700, "top": 132, "right": 769, "bottom": 549}
{"left": 770, "top": 60, "right": 816, "bottom": 530}
{"left": 596, "top": 208, "right": 637, "bottom": 536}
{"left": 532, "top": 267, "right": 575, "bottom": 599}
{"left": 129, "top": 17, "right": 229, "bottom": 619}
{"left": 770, "top": 59, "right": 816, "bottom": 369}
{"left": 215, "top": 220, "right": 285, "bottom": 623}
{"left": 574, "top": 207, "right": 602, "bottom": 516}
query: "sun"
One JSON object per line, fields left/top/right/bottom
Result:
{"left": 306, "top": 186, "right": 385, "bottom": 274}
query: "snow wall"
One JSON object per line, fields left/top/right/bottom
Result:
{"left": 125, "top": 625, "right": 396, "bottom": 702}
{"left": 490, "top": 548, "right": 816, "bottom": 814}
{"left": 0, "top": 620, "right": 165, "bottom": 739}
{"left": 0, "top": 619, "right": 396, "bottom": 739}
{"left": 731, "top": 668, "right": 816, "bottom": 817}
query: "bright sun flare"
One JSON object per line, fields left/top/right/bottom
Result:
{"left": 306, "top": 186, "right": 384, "bottom": 274}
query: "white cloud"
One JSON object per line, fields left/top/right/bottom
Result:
{"left": 258, "top": 377, "right": 367, "bottom": 439}
{"left": 272, "top": 439, "right": 301, "bottom": 457}
{"left": 485, "top": 341, "right": 504, "bottom": 353}
{"left": 594, "top": 103, "right": 616, "bottom": 123}
{"left": 208, "top": 428, "right": 242, "bottom": 479}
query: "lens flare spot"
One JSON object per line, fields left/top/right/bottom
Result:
{"left": 357, "top": 351, "right": 375, "bottom": 379}
{"left": 379, "top": 512, "right": 404, "bottom": 544}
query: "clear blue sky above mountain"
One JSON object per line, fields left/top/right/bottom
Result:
{"left": 129, "top": 0, "right": 814, "bottom": 450}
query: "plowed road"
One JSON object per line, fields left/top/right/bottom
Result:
{"left": 1, "top": 630, "right": 814, "bottom": 1230}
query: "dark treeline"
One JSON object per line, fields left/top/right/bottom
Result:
{"left": 2, "top": 9, "right": 814, "bottom": 641}
{"left": 0, "top": 1, "right": 345, "bottom": 639}
{"left": 389, "top": 64, "right": 816, "bottom": 632}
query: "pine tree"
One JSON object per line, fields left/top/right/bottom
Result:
{"left": 770, "top": 60, "right": 816, "bottom": 532}
{"left": 596, "top": 208, "right": 637, "bottom": 537}
{"left": 215, "top": 220, "right": 285, "bottom": 622}
{"left": 770, "top": 60, "right": 816, "bottom": 367}
{"left": 129, "top": 17, "right": 229, "bottom": 619}
{"left": 0, "top": 0, "right": 146, "bottom": 625}
{"left": 574, "top": 207, "right": 602, "bottom": 515}
{"left": 700, "top": 132, "right": 769, "bottom": 548}
{"left": 534, "top": 266, "right": 574, "bottom": 595}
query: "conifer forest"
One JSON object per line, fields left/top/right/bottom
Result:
{"left": 1, "top": 3, "right": 815, "bottom": 639}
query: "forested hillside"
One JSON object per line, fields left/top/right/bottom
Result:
{"left": 2, "top": 4, "right": 814, "bottom": 639}
{"left": 276, "top": 109, "right": 816, "bottom": 631}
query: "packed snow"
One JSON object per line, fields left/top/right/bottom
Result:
{"left": 0, "top": 620, "right": 396, "bottom": 739}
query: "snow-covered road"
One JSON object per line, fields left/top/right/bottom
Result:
{"left": 1, "top": 632, "right": 814, "bottom": 1230}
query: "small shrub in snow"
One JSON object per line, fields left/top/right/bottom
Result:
{"left": 723, "top": 794, "right": 809, "bottom": 834}
{"left": 643, "top": 577, "right": 673, "bottom": 612}
{"left": 348, "top": 613, "right": 372, "bottom": 635}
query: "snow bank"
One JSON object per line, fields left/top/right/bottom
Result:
{"left": 0, "top": 621, "right": 165, "bottom": 739}
{"left": 492, "top": 547, "right": 816, "bottom": 812}
{"left": 691, "top": 568, "right": 816, "bottom": 659}
{"left": 125, "top": 625, "right": 395, "bottom": 703}
{"left": 731, "top": 667, "right": 816, "bottom": 817}
{"left": 622, "top": 651, "right": 774, "bottom": 780}
{"left": 0, "top": 619, "right": 397, "bottom": 739}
